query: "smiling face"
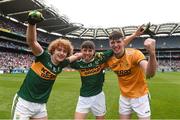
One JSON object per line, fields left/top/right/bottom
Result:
{"left": 80, "top": 40, "right": 95, "bottom": 62}
{"left": 52, "top": 46, "right": 68, "bottom": 63}
{"left": 109, "top": 31, "right": 125, "bottom": 56}
{"left": 48, "top": 38, "right": 73, "bottom": 65}
{"left": 81, "top": 48, "right": 95, "bottom": 62}
{"left": 109, "top": 38, "right": 124, "bottom": 55}
{"left": 51, "top": 46, "right": 68, "bottom": 65}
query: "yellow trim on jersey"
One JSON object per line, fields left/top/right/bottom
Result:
{"left": 79, "top": 64, "right": 105, "bottom": 77}
{"left": 31, "top": 62, "right": 56, "bottom": 80}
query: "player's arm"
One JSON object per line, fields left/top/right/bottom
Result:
{"left": 139, "top": 38, "right": 158, "bottom": 78}
{"left": 27, "top": 24, "right": 43, "bottom": 56}
{"left": 123, "top": 25, "right": 144, "bottom": 46}
{"left": 26, "top": 11, "right": 44, "bottom": 56}
{"left": 95, "top": 50, "right": 113, "bottom": 62}
{"left": 67, "top": 52, "right": 83, "bottom": 63}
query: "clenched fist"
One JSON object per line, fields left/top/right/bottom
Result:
{"left": 28, "top": 10, "right": 44, "bottom": 25}
{"left": 144, "top": 38, "right": 156, "bottom": 55}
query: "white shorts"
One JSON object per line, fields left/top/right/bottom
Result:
{"left": 119, "top": 94, "right": 151, "bottom": 118}
{"left": 75, "top": 91, "right": 106, "bottom": 116}
{"left": 11, "top": 94, "right": 47, "bottom": 120}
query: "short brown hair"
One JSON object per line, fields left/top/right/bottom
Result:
{"left": 48, "top": 38, "right": 73, "bottom": 57}
{"left": 109, "top": 31, "right": 124, "bottom": 40}
{"left": 80, "top": 40, "right": 95, "bottom": 50}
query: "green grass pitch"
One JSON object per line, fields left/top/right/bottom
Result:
{"left": 0, "top": 71, "right": 180, "bottom": 119}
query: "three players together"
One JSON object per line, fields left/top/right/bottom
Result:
{"left": 11, "top": 11, "right": 157, "bottom": 120}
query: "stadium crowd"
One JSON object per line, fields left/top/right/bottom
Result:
{"left": 158, "top": 59, "right": 180, "bottom": 71}
{"left": 0, "top": 16, "right": 58, "bottom": 43}
{"left": 0, "top": 41, "right": 30, "bottom": 51}
{"left": 0, "top": 52, "right": 33, "bottom": 73}
{"left": 1, "top": 15, "right": 180, "bottom": 74}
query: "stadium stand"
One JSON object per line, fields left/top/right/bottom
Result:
{"left": 0, "top": 0, "right": 180, "bottom": 73}
{"left": 0, "top": 52, "right": 33, "bottom": 73}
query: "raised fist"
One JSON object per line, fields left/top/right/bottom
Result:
{"left": 144, "top": 38, "right": 156, "bottom": 55}
{"left": 27, "top": 10, "right": 44, "bottom": 25}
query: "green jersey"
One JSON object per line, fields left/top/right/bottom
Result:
{"left": 18, "top": 50, "right": 69, "bottom": 103}
{"left": 71, "top": 50, "right": 113, "bottom": 97}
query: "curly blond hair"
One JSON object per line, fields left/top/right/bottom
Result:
{"left": 48, "top": 38, "right": 73, "bottom": 57}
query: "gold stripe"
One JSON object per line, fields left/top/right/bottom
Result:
{"left": 31, "top": 62, "right": 56, "bottom": 80}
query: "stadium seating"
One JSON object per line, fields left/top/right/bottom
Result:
{"left": 0, "top": 14, "right": 180, "bottom": 73}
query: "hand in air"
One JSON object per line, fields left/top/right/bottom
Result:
{"left": 144, "top": 38, "right": 156, "bottom": 55}
{"left": 27, "top": 10, "right": 44, "bottom": 25}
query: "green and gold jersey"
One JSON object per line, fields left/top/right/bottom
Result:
{"left": 71, "top": 50, "right": 113, "bottom": 97}
{"left": 18, "top": 50, "right": 69, "bottom": 103}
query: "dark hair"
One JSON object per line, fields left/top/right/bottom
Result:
{"left": 80, "top": 40, "right": 95, "bottom": 50}
{"left": 109, "top": 31, "right": 124, "bottom": 40}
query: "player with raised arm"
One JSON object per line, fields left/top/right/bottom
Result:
{"left": 11, "top": 11, "right": 82, "bottom": 120}
{"left": 107, "top": 30, "right": 157, "bottom": 120}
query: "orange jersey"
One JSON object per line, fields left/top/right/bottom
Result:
{"left": 107, "top": 48, "right": 149, "bottom": 98}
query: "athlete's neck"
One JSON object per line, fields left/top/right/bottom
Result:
{"left": 114, "top": 49, "right": 125, "bottom": 59}
{"left": 82, "top": 57, "right": 94, "bottom": 63}
{"left": 51, "top": 56, "right": 59, "bottom": 65}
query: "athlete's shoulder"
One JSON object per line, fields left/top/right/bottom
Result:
{"left": 125, "top": 48, "right": 142, "bottom": 55}
{"left": 126, "top": 48, "right": 145, "bottom": 62}
{"left": 35, "top": 50, "right": 50, "bottom": 62}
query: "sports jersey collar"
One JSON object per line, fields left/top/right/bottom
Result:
{"left": 81, "top": 57, "right": 95, "bottom": 63}
{"left": 114, "top": 48, "right": 125, "bottom": 59}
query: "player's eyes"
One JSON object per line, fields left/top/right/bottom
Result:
{"left": 63, "top": 50, "right": 67, "bottom": 53}
{"left": 111, "top": 41, "right": 115, "bottom": 44}
{"left": 117, "top": 41, "right": 121, "bottom": 43}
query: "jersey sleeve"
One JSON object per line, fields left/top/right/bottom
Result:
{"left": 70, "top": 61, "right": 80, "bottom": 69}
{"left": 133, "top": 50, "right": 146, "bottom": 65}
{"left": 35, "top": 50, "right": 47, "bottom": 62}
{"left": 59, "top": 59, "right": 70, "bottom": 68}
{"left": 103, "top": 50, "right": 113, "bottom": 59}
{"left": 95, "top": 50, "right": 113, "bottom": 62}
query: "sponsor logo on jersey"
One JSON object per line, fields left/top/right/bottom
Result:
{"left": 31, "top": 62, "right": 56, "bottom": 80}
{"left": 115, "top": 69, "right": 131, "bottom": 77}
{"left": 79, "top": 64, "right": 104, "bottom": 76}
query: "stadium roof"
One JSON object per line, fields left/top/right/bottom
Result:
{"left": 0, "top": 0, "right": 82, "bottom": 35}
{"left": 1, "top": 0, "right": 180, "bottom": 39}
